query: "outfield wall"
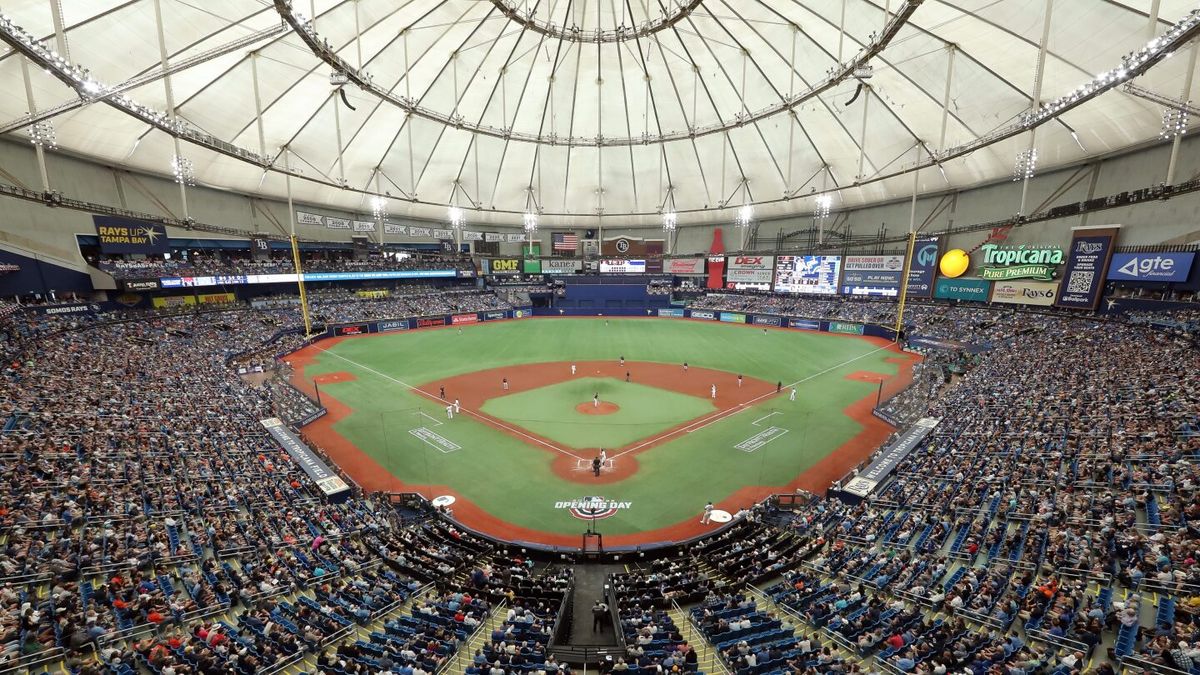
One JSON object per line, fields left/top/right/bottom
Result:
{"left": 320, "top": 306, "right": 535, "bottom": 337}
{"left": 527, "top": 306, "right": 899, "bottom": 341}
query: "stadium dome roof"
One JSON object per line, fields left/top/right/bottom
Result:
{"left": 0, "top": 0, "right": 1196, "bottom": 227}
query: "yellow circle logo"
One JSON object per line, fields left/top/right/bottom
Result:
{"left": 939, "top": 249, "right": 970, "bottom": 278}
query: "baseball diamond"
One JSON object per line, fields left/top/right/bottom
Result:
{"left": 287, "top": 317, "right": 915, "bottom": 546}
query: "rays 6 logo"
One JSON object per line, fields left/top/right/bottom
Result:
{"left": 555, "top": 497, "right": 632, "bottom": 520}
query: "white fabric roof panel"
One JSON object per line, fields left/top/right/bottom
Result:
{"left": 0, "top": 0, "right": 1194, "bottom": 226}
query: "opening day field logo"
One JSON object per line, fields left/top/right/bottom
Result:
{"left": 555, "top": 496, "right": 632, "bottom": 520}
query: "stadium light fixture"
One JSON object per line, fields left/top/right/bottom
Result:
{"left": 814, "top": 193, "right": 833, "bottom": 219}
{"left": 523, "top": 211, "right": 538, "bottom": 234}
{"left": 448, "top": 205, "right": 466, "bottom": 229}
{"left": 371, "top": 195, "right": 388, "bottom": 221}
{"left": 1161, "top": 107, "right": 1189, "bottom": 139}
{"left": 1013, "top": 149, "right": 1037, "bottom": 182}
{"left": 29, "top": 120, "right": 55, "bottom": 149}
{"left": 661, "top": 210, "right": 677, "bottom": 232}
{"left": 735, "top": 204, "right": 753, "bottom": 228}
{"left": 171, "top": 155, "right": 195, "bottom": 186}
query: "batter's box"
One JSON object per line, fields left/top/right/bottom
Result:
{"left": 573, "top": 459, "right": 615, "bottom": 472}
{"left": 736, "top": 426, "right": 789, "bottom": 452}
{"left": 409, "top": 427, "right": 461, "bottom": 453}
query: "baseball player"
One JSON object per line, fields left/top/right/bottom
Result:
{"left": 701, "top": 501, "right": 714, "bottom": 524}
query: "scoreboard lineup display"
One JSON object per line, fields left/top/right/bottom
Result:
{"left": 774, "top": 255, "right": 842, "bottom": 295}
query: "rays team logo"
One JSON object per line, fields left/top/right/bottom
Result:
{"left": 555, "top": 496, "right": 632, "bottom": 520}
{"left": 615, "top": 238, "right": 630, "bottom": 253}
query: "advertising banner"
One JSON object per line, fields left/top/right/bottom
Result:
{"left": 979, "top": 243, "right": 1064, "bottom": 280}
{"left": 335, "top": 323, "right": 370, "bottom": 336}
{"left": 295, "top": 211, "right": 324, "bottom": 226}
{"left": 828, "top": 321, "right": 865, "bottom": 335}
{"left": 665, "top": 258, "right": 706, "bottom": 275}
{"left": 752, "top": 315, "right": 782, "bottom": 326}
{"left": 689, "top": 310, "right": 717, "bottom": 320}
{"left": 657, "top": 308, "right": 685, "bottom": 317}
{"left": 1056, "top": 226, "right": 1120, "bottom": 309}
{"left": 326, "top": 217, "right": 351, "bottom": 230}
{"left": 485, "top": 233, "right": 503, "bottom": 242}
{"left": 582, "top": 240, "right": 600, "bottom": 256}
{"left": 451, "top": 313, "right": 479, "bottom": 325}
{"left": 197, "top": 292, "right": 235, "bottom": 305}
{"left": 719, "top": 312, "right": 747, "bottom": 323}
{"left": 1107, "top": 251, "right": 1195, "bottom": 282}
{"left": 123, "top": 279, "right": 160, "bottom": 291}
{"left": 543, "top": 259, "right": 582, "bottom": 274}
{"left": 377, "top": 319, "right": 409, "bottom": 332}
{"left": 463, "top": 230, "right": 484, "bottom": 241}
{"left": 29, "top": 302, "right": 102, "bottom": 315}
{"left": 599, "top": 259, "right": 647, "bottom": 274}
{"left": 415, "top": 316, "right": 447, "bottom": 328}
{"left": 790, "top": 318, "right": 821, "bottom": 331}
{"left": 840, "top": 255, "right": 904, "bottom": 297}
{"left": 409, "top": 226, "right": 432, "bottom": 237}
{"left": 906, "top": 237, "right": 940, "bottom": 298}
{"left": 250, "top": 235, "right": 271, "bottom": 260}
{"left": 487, "top": 258, "right": 522, "bottom": 275}
{"left": 482, "top": 311, "right": 506, "bottom": 321}
{"left": 94, "top": 216, "right": 170, "bottom": 255}
{"left": 726, "top": 255, "right": 775, "bottom": 284}
{"left": 383, "top": 223, "right": 406, "bottom": 235}
{"left": 934, "top": 277, "right": 990, "bottom": 301}
{"left": 774, "top": 255, "right": 842, "bottom": 295}
{"left": 356, "top": 289, "right": 389, "bottom": 299}
{"left": 260, "top": 418, "right": 350, "bottom": 498}
{"left": 990, "top": 280, "right": 1060, "bottom": 306}
{"left": 152, "top": 296, "right": 195, "bottom": 308}
{"left": 434, "top": 229, "right": 454, "bottom": 239}
{"left": 841, "top": 418, "right": 939, "bottom": 497}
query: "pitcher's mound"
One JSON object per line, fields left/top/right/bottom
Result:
{"left": 576, "top": 401, "right": 620, "bottom": 415}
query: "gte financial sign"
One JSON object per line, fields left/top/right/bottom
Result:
{"left": 979, "top": 243, "right": 1064, "bottom": 281}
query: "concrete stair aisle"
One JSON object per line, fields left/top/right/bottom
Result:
{"left": 667, "top": 604, "right": 730, "bottom": 675}
{"left": 440, "top": 599, "right": 509, "bottom": 674}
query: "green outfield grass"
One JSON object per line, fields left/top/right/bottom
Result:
{"left": 301, "top": 318, "right": 901, "bottom": 536}
{"left": 479, "top": 377, "right": 716, "bottom": 449}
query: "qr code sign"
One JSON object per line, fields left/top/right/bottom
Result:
{"left": 1066, "top": 271, "right": 1094, "bottom": 294}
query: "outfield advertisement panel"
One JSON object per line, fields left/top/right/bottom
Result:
{"left": 789, "top": 318, "right": 821, "bottom": 331}
{"left": 828, "top": 321, "right": 865, "bottom": 335}
{"left": 842, "top": 255, "right": 904, "bottom": 296}
{"left": 774, "top": 255, "right": 842, "bottom": 295}
{"left": 1056, "top": 226, "right": 1119, "bottom": 309}
{"left": 906, "top": 237, "right": 940, "bottom": 298}
{"left": 451, "top": 313, "right": 479, "bottom": 325}
{"left": 752, "top": 315, "right": 782, "bottom": 326}
{"left": 599, "top": 259, "right": 647, "bottom": 274}
{"left": 991, "top": 280, "right": 1059, "bottom": 306}
{"left": 726, "top": 255, "right": 775, "bottom": 284}
{"left": 335, "top": 323, "right": 369, "bottom": 336}
{"left": 934, "top": 277, "right": 990, "bottom": 301}
{"left": 486, "top": 259, "right": 522, "bottom": 275}
{"left": 657, "top": 308, "right": 686, "bottom": 317}
{"left": 415, "top": 316, "right": 447, "bottom": 328}
{"left": 689, "top": 310, "right": 717, "bottom": 320}
{"left": 664, "top": 258, "right": 706, "bottom": 275}
{"left": 483, "top": 311, "right": 507, "bottom": 321}
{"left": 377, "top": 319, "right": 409, "bottom": 332}
{"left": 542, "top": 259, "right": 582, "bottom": 274}
{"left": 1106, "top": 252, "right": 1194, "bottom": 282}
{"left": 719, "top": 312, "right": 747, "bottom": 323}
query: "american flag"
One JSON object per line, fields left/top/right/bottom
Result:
{"left": 553, "top": 232, "right": 579, "bottom": 251}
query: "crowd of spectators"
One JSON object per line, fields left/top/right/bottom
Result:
{"left": 96, "top": 253, "right": 473, "bottom": 280}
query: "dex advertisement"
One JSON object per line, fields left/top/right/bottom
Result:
{"left": 1106, "top": 252, "right": 1195, "bottom": 282}
{"left": 906, "top": 237, "right": 940, "bottom": 298}
{"left": 774, "top": 255, "right": 841, "bottom": 295}
{"left": 1056, "top": 226, "right": 1119, "bottom": 309}
{"left": 725, "top": 255, "right": 775, "bottom": 284}
{"left": 991, "top": 280, "right": 1060, "bottom": 306}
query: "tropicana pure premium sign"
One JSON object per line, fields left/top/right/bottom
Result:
{"left": 979, "top": 243, "right": 1064, "bottom": 281}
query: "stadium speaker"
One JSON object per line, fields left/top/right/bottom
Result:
{"left": 586, "top": 229, "right": 597, "bottom": 238}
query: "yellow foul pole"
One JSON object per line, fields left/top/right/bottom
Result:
{"left": 283, "top": 147, "right": 313, "bottom": 337}
{"left": 893, "top": 230, "right": 916, "bottom": 340}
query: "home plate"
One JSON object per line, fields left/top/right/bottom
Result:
{"left": 709, "top": 510, "right": 732, "bottom": 523}
{"left": 574, "top": 459, "right": 615, "bottom": 472}
{"left": 432, "top": 495, "right": 456, "bottom": 507}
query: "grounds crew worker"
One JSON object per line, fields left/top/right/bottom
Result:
{"left": 592, "top": 600, "right": 609, "bottom": 632}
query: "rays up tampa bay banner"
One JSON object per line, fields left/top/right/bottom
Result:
{"left": 1055, "top": 225, "right": 1120, "bottom": 310}
{"left": 260, "top": 418, "right": 350, "bottom": 500}
{"left": 94, "top": 216, "right": 170, "bottom": 254}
